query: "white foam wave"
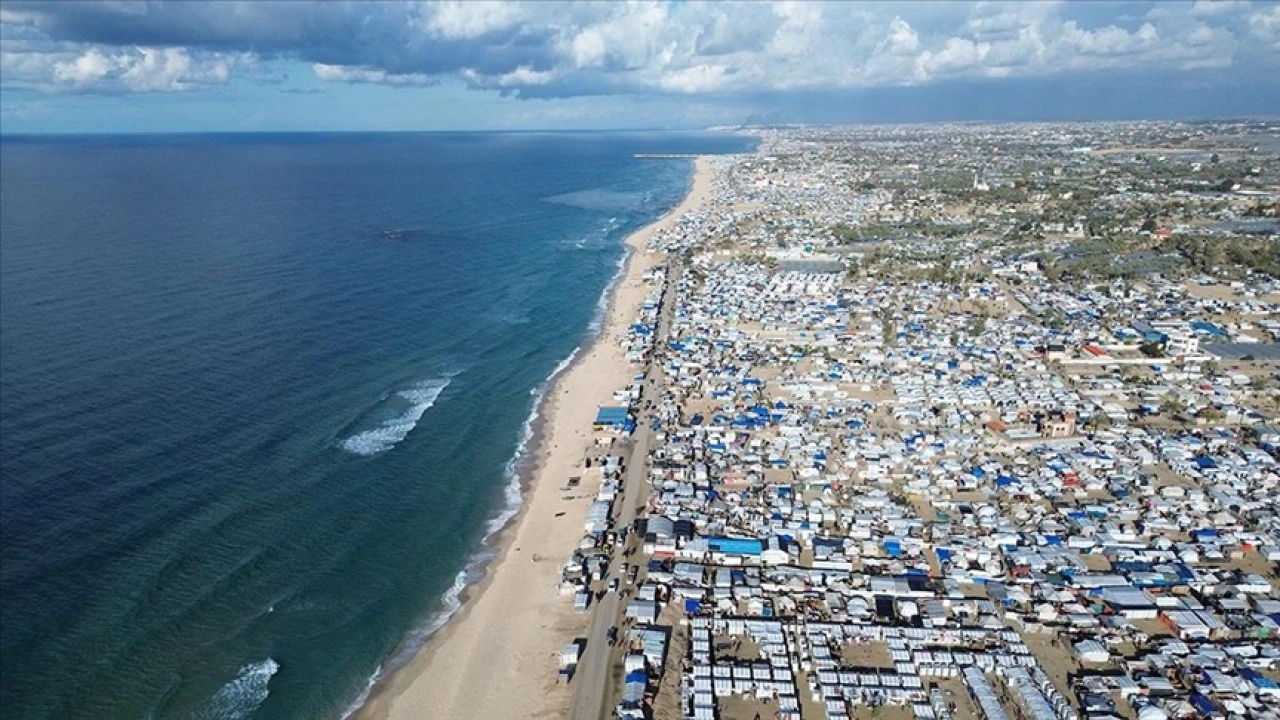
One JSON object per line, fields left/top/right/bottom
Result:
{"left": 338, "top": 545, "right": 497, "bottom": 719}
{"left": 588, "top": 247, "right": 632, "bottom": 334}
{"left": 569, "top": 215, "right": 625, "bottom": 250}
{"left": 189, "top": 659, "right": 278, "bottom": 720}
{"left": 339, "top": 377, "right": 452, "bottom": 456}
{"left": 339, "top": 345, "right": 584, "bottom": 719}
{"left": 338, "top": 665, "right": 381, "bottom": 720}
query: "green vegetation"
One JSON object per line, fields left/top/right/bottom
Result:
{"left": 829, "top": 218, "right": 971, "bottom": 244}
{"left": 1157, "top": 234, "right": 1280, "bottom": 277}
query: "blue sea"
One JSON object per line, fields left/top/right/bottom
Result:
{"left": 0, "top": 132, "right": 753, "bottom": 720}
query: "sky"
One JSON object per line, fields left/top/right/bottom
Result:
{"left": 0, "top": 0, "right": 1278, "bottom": 133}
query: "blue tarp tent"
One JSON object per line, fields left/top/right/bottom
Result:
{"left": 1190, "top": 321, "right": 1227, "bottom": 337}
{"left": 1243, "top": 668, "right": 1278, "bottom": 692}
{"left": 594, "top": 406, "right": 630, "bottom": 427}
{"left": 1190, "top": 693, "right": 1219, "bottom": 716}
{"left": 707, "top": 537, "right": 763, "bottom": 556}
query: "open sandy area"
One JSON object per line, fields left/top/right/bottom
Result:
{"left": 354, "top": 157, "right": 713, "bottom": 720}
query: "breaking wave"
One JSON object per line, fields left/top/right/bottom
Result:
{"left": 339, "top": 377, "right": 452, "bottom": 456}
{"left": 588, "top": 247, "right": 632, "bottom": 334}
{"left": 569, "top": 215, "right": 624, "bottom": 250}
{"left": 188, "top": 659, "right": 279, "bottom": 720}
{"left": 338, "top": 347, "right": 579, "bottom": 719}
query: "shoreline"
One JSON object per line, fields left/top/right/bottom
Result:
{"left": 352, "top": 156, "right": 713, "bottom": 720}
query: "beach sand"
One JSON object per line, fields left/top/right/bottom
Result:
{"left": 355, "top": 157, "right": 713, "bottom": 720}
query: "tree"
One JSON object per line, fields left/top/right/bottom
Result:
{"left": 1085, "top": 413, "right": 1112, "bottom": 431}
{"left": 1162, "top": 396, "right": 1187, "bottom": 417}
{"left": 1139, "top": 341, "right": 1166, "bottom": 359}
{"left": 878, "top": 308, "right": 896, "bottom": 347}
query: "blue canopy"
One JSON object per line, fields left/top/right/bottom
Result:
{"left": 594, "top": 407, "right": 630, "bottom": 426}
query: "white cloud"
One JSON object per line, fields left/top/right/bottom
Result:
{"left": 883, "top": 18, "right": 920, "bottom": 56}
{"left": 422, "top": 1, "right": 524, "bottom": 39}
{"left": 1, "top": 0, "right": 1275, "bottom": 98}
{"left": 569, "top": 28, "right": 607, "bottom": 68}
{"left": 52, "top": 48, "right": 115, "bottom": 85}
{"left": 1190, "top": 0, "right": 1243, "bottom": 18}
{"left": 462, "top": 63, "right": 554, "bottom": 87}
{"left": 6, "top": 44, "right": 241, "bottom": 92}
{"left": 313, "top": 63, "right": 432, "bottom": 86}
{"left": 1247, "top": 4, "right": 1280, "bottom": 50}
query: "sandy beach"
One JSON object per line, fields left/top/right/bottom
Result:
{"left": 355, "top": 156, "right": 713, "bottom": 720}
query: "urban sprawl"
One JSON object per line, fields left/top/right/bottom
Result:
{"left": 560, "top": 121, "right": 1280, "bottom": 720}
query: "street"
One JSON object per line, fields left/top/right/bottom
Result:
{"left": 570, "top": 260, "right": 680, "bottom": 720}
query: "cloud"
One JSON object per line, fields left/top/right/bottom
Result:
{"left": 0, "top": 0, "right": 1275, "bottom": 100}
{"left": 313, "top": 63, "right": 432, "bottom": 87}
{"left": 3, "top": 40, "right": 245, "bottom": 93}
{"left": 1248, "top": 4, "right": 1280, "bottom": 51}
{"left": 424, "top": 1, "right": 524, "bottom": 40}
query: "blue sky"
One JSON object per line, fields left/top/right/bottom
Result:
{"left": 1, "top": 1, "right": 1278, "bottom": 133}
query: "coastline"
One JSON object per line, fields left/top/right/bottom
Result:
{"left": 353, "top": 156, "right": 713, "bottom": 720}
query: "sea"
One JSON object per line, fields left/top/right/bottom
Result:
{"left": 0, "top": 131, "right": 755, "bottom": 720}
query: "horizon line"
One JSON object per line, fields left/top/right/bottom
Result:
{"left": 3, "top": 115, "right": 1279, "bottom": 138}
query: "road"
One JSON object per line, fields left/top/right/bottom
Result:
{"left": 570, "top": 260, "right": 680, "bottom": 720}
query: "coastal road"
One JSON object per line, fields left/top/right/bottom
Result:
{"left": 571, "top": 589, "right": 621, "bottom": 720}
{"left": 619, "top": 259, "right": 681, "bottom": 528}
{"left": 571, "top": 260, "right": 680, "bottom": 720}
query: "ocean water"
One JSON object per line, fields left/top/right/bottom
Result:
{"left": 0, "top": 132, "right": 754, "bottom": 720}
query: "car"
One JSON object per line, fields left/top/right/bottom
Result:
{"left": 607, "top": 578, "right": 619, "bottom": 593}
